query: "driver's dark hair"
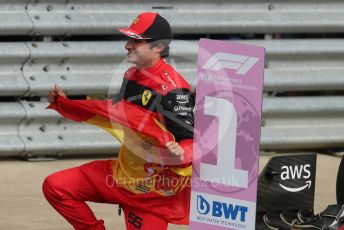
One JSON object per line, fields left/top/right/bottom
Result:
{"left": 149, "top": 39, "right": 170, "bottom": 58}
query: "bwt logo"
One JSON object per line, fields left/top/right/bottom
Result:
{"left": 197, "top": 195, "right": 248, "bottom": 222}
{"left": 202, "top": 52, "right": 259, "bottom": 75}
{"left": 278, "top": 164, "right": 312, "bottom": 193}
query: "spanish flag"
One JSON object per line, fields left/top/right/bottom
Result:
{"left": 47, "top": 95, "right": 192, "bottom": 197}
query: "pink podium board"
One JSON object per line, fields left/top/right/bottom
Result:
{"left": 189, "top": 39, "right": 265, "bottom": 230}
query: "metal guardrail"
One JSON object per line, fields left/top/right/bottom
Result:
{"left": 21, "top": 41, "right": 122, "bottom": 97}
{"left": 0, "top": 0, "right": 33, "bottom": 35}
{"left": 0, "top": 102, "right": 26, "bottom": 155}
{"left": 262, "top": 96, "right": 344, "bottom": 149}
{"left": 1, "top": 39, "right": 344, "bottom": 97}
{"left": 0, "top": 43, "right": 30, "bottom": 96}
{"left": 2, "top": 1, "right": 344, "bottom": 35}
{"left": 1, "top": 1, "right": 344, "bottom": 157}
{"left": 2, "top": 96, "right": 344, "bottom": 157}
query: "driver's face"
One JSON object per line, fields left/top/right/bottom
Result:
{"left": 125, "top": 38, "right": 156, "bottom": 68}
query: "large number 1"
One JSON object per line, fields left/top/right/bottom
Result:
{"left": 200, "top": 96, "right": 248, "bottom": 188}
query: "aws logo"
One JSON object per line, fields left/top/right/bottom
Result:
{"left": 142, "top": 90, "right": 152, "bottom": 106}
{"left": 176, "top": 94, "right": 189, "bottom": 104}
{"left": 279, "top": 164, "right": 312, "bottom": 193}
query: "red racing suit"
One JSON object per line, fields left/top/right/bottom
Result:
{"left": 46, "top": 57, "right": 195, "bottom": 225}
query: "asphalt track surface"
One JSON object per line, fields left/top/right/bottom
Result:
{"left": 0, "top": 154, "right": 342, "bottom": 230}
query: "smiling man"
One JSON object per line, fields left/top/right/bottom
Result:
{"left": 43, "top": 12, "right": 194, "bottom": 230}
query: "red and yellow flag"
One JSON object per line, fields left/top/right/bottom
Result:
{"left": 47, "top": 95, "right": 192, "bottom": 196}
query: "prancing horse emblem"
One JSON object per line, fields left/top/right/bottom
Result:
{"left": 142, "top": 90, "right": 152, "bottom": 106}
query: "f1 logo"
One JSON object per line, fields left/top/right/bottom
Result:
{"left": 202, "top": 52, "right": 259, "bottom": 75}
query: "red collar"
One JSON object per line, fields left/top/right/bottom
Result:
{"left": 137, "top": 58, "right": 165, "bottom": 77}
